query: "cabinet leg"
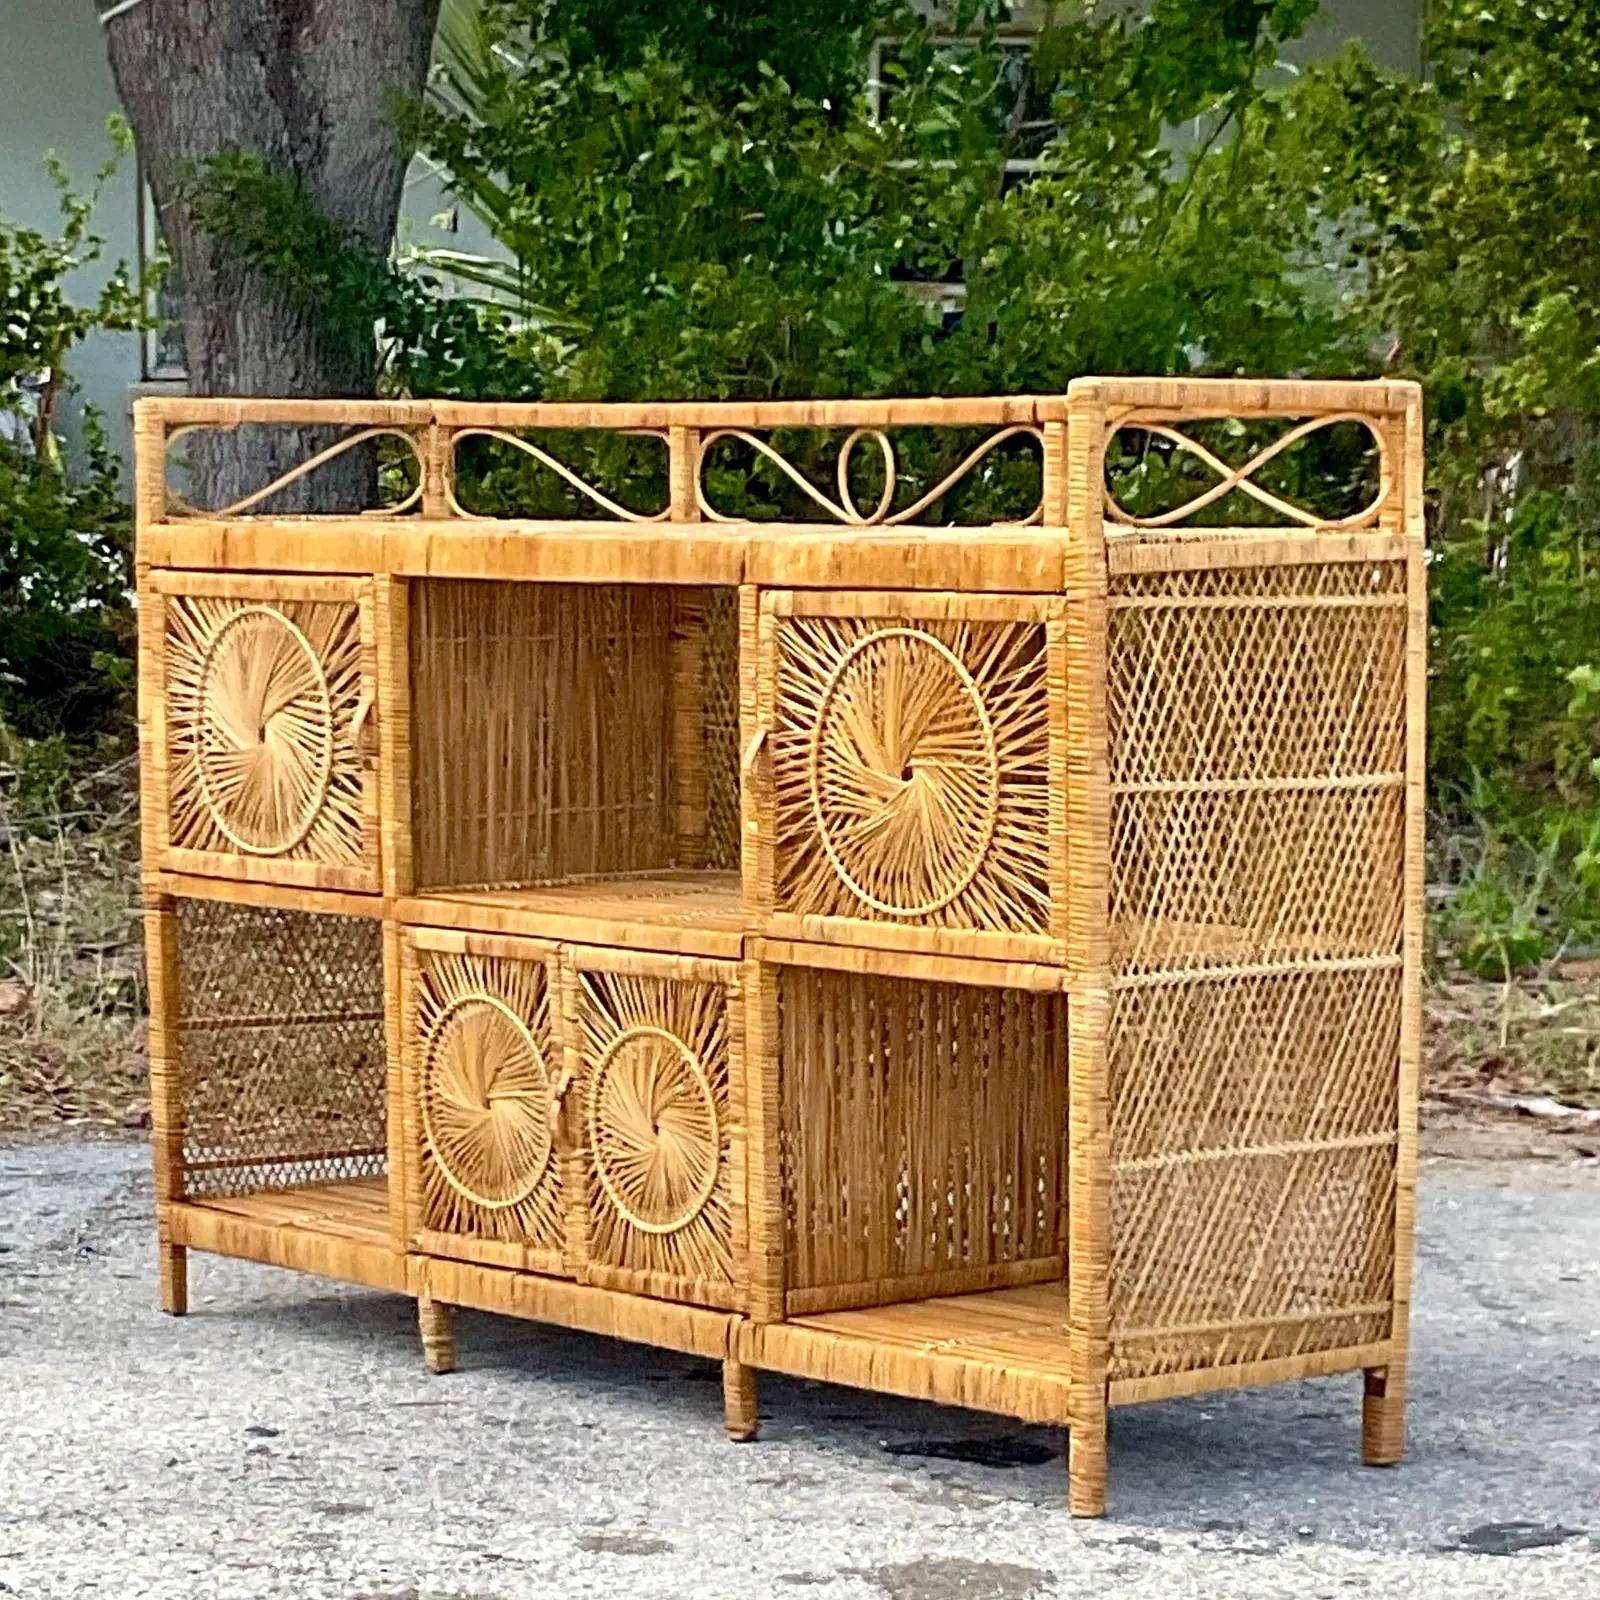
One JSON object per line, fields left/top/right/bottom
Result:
{"left": 1068, "top": 1402, "right": 1108, "bottom": 1517}
{"left": 158, "top": 1237, "right": 188, "bottom": 1317}
{"left": 418, "top": 1294, "right": 457, "bottom": 1375}
{"left": 1362, "top": 1363, "right": 1406, "bottom": 1466}
{"left": 722, "top": 1358, "right": 759, "bottom": 1442}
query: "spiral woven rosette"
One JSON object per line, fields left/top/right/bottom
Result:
{"left": 414, "top": 950, "right": 564, "bottom": 1255}
{"left": 164, "top": 593, "right": 366, "bottom": 865}
{"left": 577, "top": 966, "right": 734, "bottom": 1302}
{"left": 773, "top": 612, "right": 1052, "bottom": 932}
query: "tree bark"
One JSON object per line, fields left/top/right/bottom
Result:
{"left": 100, "top": 0, "right": 440, "bottom": 511}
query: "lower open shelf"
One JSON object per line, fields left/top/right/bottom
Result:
{"left": 746, "top": 1284, "right": 1073, "bottom": 1425}
{"left": 167, "top": 1176, "right": 404, "bottom": 1293}
{"left": 167, "top": 1178, "right": 1074, "bottom": 1423}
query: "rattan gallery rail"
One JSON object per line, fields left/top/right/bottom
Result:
{"left": 134, "top": 377, "right": 1424, "bottom": 1516}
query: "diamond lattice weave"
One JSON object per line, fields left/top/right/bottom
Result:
{"left": 1104, "top": 560, "right": 1408, "bottom": 1379}
{"left": 175, "top": 901, "right": 385, "bottom": 1197}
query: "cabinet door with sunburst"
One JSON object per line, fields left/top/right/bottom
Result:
{"left": 566, "top": 949, "right": 743, "bottom": 1311}
{"left": 151, "top": 573, "right": 379, "bottom": 892}
{"left": 405, "top": 932, "right": 569, "bottom": 1276}
{"left": 754, "top": 590, "right": 1063, "bottom": 960}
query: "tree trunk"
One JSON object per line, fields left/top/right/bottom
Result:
{"left": 100, "top": 0, "right": 440, "bottom": 511}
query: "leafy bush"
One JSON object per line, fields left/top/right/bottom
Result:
{"left": 192, "top": 0, "right": 1600, "bottom": 965}
{"left": 0, "top": 417, "right": 134, "bottom": 740}
{"left": 1237, "top": 0, "right": 1600, "bottom": 964}
{"left": 1, "top": 128, "right": 150, "bottom": 743}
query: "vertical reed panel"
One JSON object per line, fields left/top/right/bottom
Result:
{"left": 671, "top": 591, "right": 710, "bottom": 868}
{"left": 777, "top": 964, "right": 1067, "bottom": 1314}
{"left": 410, "top": 581, "right": 677, "bottom": 889}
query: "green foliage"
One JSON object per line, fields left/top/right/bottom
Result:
{"left": 186, "top": 152, "right": 521, "bottom": 398}
{"left": 166, "top": 0, "right": 1600, "bottom": 966}
{"left": 394, "top": 0, "right": 1341, "bottom": 516}
{"left": 0, "top": 117, "right": 150, "bottom": 456}
{"left": 1233, "top": 0, "right": 1600, "bottom": 966}
{"left": 412, "top": 0, "right": 1344, "bottom": 392}
{"left": 0, "top": 415, "right": 134, "bottom": 740}
{"left": 0, "top": 129, "right": 149, "bottom": 745}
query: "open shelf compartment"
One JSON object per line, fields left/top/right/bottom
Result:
{"left": 153, "top": 892, "right": 402, "bottom": 1290}
{"left": 401, "top": 578, "right": 743, "bottom": 949}
{"left": 751, "top": 942, "right": 1070, "bottom": 1321}
{"left": 743, "top": 1280, "right": 1073, "bottom": 1425}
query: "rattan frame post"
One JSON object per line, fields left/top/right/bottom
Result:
{"left": 134, "top": 380, "right": 1424, "bottom": 1519}
{"left": 1062, "top": 390, "right": 1113, "bottom": 1516}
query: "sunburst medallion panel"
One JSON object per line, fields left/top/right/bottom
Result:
{"left": 770, "top": 609, "right": 1052, "bottom": 934}
{"left": 575, "top": 963, "right": 737, "bottom": 1307}
{"left": 413, "top": 948, "right": 566, "bottom": 1265}
{"left": 163, "top": 592, "right": 368, "bottom": 872}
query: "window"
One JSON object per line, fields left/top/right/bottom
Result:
{"left": 138, "top": 172, "right": 186, "bottom": 382}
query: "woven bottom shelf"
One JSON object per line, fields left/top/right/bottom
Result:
{"left": 398, "top": 868, "right": 745, "bottom": 956}
{"left": 167, "top": 1177, "right": 404, "bottom": 1292}
{"left": 742, "top": 1282, "right": 1074, "bottom": 1425}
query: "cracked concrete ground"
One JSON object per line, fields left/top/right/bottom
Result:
{"left": 2, "top": 1140, "right": 1598, "bottom": 1599}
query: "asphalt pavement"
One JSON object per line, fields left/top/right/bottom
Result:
{"left": 2, "top": 1139, "right": 1597, "bottom": 1598}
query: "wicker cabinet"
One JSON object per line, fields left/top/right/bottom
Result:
{"left": 138, "top": 380, "right": 1425, "bottom": 1518}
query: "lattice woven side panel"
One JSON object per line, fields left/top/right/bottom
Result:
{"left": 771, "top": 613, "right": 1052, "bottom": 933}
{"left": 412, "top": 948, "right": 565, "bottom": 1266}
{"left": 410, "top": 581, "right": 677, "bottom": 890}
{"left": 1108, "top": 562, "right": 1407, "bottom": 973}
{"left": 702, "top": 587, "right": 742, "bottom": 871}
{"left": 173, "top": 901, "right": 385, "bottom": 1197}
{"left": 1104, "top": 560, "right": 1408, "bottom": 1380}
{"left": 164, "top": 594, "right": 367, "bottom": 866}
{"left": 779, "top": 965, "right": 1067, "bottom": 1313}
{"left": 574, "top": 964, "right": 738, "bottom": 1308}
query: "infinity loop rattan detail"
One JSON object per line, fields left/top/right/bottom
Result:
{"left": 136, "top": 379, "right": 1424, "bottom": 1520}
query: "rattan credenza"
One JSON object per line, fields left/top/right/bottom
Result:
{"left": 136, "top": 377, "right": 1424, "bottom": 1516}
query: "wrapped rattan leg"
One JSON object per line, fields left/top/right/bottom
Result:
{"left": 722, "top": 1358, "right": 759, "bottom": 1442}
{"left": 1361, "top": 1363, "right": 1406, "bottom": 1466}
{"left": 1068, "top": 1406, "right": 1108, "bottom": 1517}
{"left": 158, "top": 1235, "right": 188, "bottom": 1317}
{"left": 418, "top": 1295, "right": 457, "bottom": 1375}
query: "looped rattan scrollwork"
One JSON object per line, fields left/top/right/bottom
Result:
{"left": 163, "top": 426, "right": 425, "bottom": 519}
{"left": 696, "top": 424, "right": 1045, "bottom": 526}
{"left": 1103, "top": 412, "right": 1389, "bottom": 530}
{"left": 445, "top": 427, "right": 671, "bottom": 522}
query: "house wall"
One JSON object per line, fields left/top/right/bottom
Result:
{"left": 0, "top": 0, "right": 1423, "bottom": 471}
